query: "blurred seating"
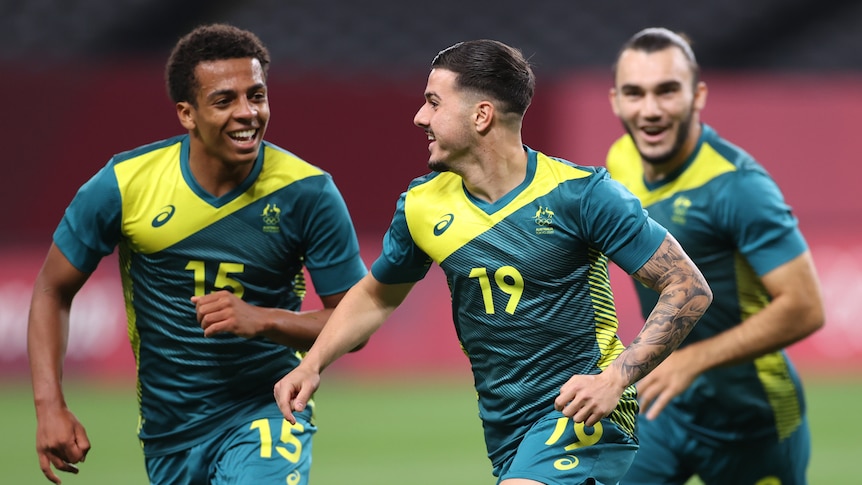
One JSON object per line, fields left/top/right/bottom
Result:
{"left": 2, "top": 0, "right": 860, "bottom": 74}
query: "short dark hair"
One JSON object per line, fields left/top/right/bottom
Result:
{"left": 431, "top": 39, "right": 535, "bottom": 116}
{"left": 165, "top": 23, "right": 271, "bottom": 105}
{"left": 613, "top": 27, "right": 700, "bottom": 86}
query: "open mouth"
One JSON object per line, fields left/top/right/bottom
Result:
{"left": 640, "top": 125, "right": 670, "bottom": 144}
{"left": 641, "top": 125, "right": 667, "bottom": 136}
{"left": 228, "top": 129, "right": 258, "bottom": 143}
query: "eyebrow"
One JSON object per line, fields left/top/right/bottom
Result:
{"left": 206, "top": 89, "right": 236, "bottom": 100}
{"left": 620, "top": 80, "right": 682, "bottom": 92}
{"left": 205, "top": 83, "right": 266, "bottom": 100}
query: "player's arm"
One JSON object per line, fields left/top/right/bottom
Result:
{"left": 556, "top": 233, "right": 711, "bottom": 425}
{"left": 193, "top": 289, "right": 367, "bottom": 351}
{"left": 636, "top": 170, "right": 826, "bottom": 419}
{"left": 689, "top": 168, "right": 826, "bottom": 365}
{"left": 195, "top": 173, "right": 368, "bottom": 350}
{"left": 28, "top": 243, "right": 93, "bottom": 484}
{"left": 621, "top": 232, "right": 713, "bottom": 376}
{"left": 265, "top": 290, "right": 368, "bottom": 351}
{"left": 682, "top": 250, "right": 823, "bottom": 366}
{"left": 637, "top": 251, "right": 824, "bottom": 419}
{"left": 274, "top": 272, "right": 414, "bottom": 423}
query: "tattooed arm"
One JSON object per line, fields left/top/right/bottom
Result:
{"left": 635, "top": 250, "right": 822, "bottom": 420}
{"left": 554, "top": 233, "right": 711, "bottom": 425}
{"left": 618, "top": 232, "right": 713, "bottom": 383}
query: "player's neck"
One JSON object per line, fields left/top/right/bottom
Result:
{"left": 188, "top": 153, "right": 255, "bottom": 197}
{"left": 460, "top": 140, "right": 528, "bottom": 203}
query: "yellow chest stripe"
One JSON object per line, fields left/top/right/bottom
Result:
{"left": 116, "top": 145, "right": 322, "bottom": 254}
{"left": 607, "top": 137, "right": 736, "bottom": 206}
{"left": 407, "top": 153, "right": 591, "bottom": 263}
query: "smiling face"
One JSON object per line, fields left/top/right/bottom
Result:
{"left": 177, "top": 57, "right": 270, "bottom": 170}
{"left": 610, "top": 46, "right": 706, "bottom": 171}
{"left": 413, "top": 68, "right": 479, "bottom": 173}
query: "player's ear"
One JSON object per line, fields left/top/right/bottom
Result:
{"left": 694, "top": 81, "right": 708, "bottom": 112}
{"left": 609, "top": 87, "right": 621, "bottom": 117}
{"left": 176, "top": 101, "right": 196, "bottom": 130}
{"left": 474, "top": 100, "right": 494, "bottom": 133}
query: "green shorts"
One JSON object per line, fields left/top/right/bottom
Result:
{"left": 145, "top": 414, "right": 317, "bottom": 485}
{"left": 494, "top": 411, "right": 638, "bottom": 485}
{"left": 621, "top": 413, "right": 811, "bottom": 485}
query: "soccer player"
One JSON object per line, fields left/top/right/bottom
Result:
{"left": 27, "top": 24, "right": 367, "bottom": 485}
{"left": 274, "top": 39, "right": 712, "bottom": 484}
{"left": 606, "top": 27, "right": 825, "bottom": 484}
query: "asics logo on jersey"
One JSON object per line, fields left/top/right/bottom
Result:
{"left": 151, "top": 205, "right": 176, "bottom": 227}
{"left": 433, "top": 214, "right": 454, "bottom": 236}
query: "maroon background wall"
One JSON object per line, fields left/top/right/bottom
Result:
{"left": 2, "top": 63, "right": 859, "bottom": 378}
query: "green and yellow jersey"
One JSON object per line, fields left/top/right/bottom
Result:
{"left": 54, "top": 134, "right": 366, "bottom": 456}
{"left": 607, "top": 124, "right": 809, "bottom": 442}
{"left": 371, "top": 146, "right": 666, "bottom": 466}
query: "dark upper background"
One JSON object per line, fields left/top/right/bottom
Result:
{"left": 5, "top": 0, "right": 860, "bottom": 72}
{"left": 2, "top": 0, "right": 860, "bottom": 247}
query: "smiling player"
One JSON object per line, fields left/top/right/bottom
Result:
{"left": 274, "top": 39, "right": 712, "bottom": 485}
{"left": 27, "top": 23, "right": 366, "bottom": 485}
{"left": 607, "top": 27, "right": 825, "bottom": 485}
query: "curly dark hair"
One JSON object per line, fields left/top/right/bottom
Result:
{"left": 165, "top": 23, "right": 271, "bottom": 105}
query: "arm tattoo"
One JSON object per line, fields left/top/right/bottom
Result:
{"left": 616, "top": 234, "right": 712, "bottom": 384}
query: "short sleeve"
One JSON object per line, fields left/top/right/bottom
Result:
{"left": 370, "top": 193, "right": 433, "bottom": 284}
{"left": 718, "top": 169, "right": 807, "bottom": 276}
{"left": 581, "top": 172, "right": 667, "bottom": 275}
{"left": 301, "top": 174, "right": 368, "bottom": 295}
{"left": 53, "top": 162, "right": 123, "bottom": 273}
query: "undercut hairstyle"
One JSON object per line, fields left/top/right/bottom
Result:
{"left": 613, "top": 27, "right": 700, "bottom": 87}
{"left": 165, "top": 23, "right": 271, "bottom": 105}
{"left": 431, "top": 39, "right": 535, "bottom": 116}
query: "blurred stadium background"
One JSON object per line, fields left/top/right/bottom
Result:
{"left": 2, "top": 1, "right": 860, "bottom": 483}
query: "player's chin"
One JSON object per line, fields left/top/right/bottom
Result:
{"left": 228, "top": 145, "right": 262, "bottom": 164}
{"left": 428, "top": 159, "right": 451, "bottom": 173}
{"left": 637, "top": 144, "right": 674, "bottom": 165}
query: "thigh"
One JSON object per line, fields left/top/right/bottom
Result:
{"left": 213, "top": 414, "right": 318, "bottom": 485}
{"left": 621, "top": 414, "right": 693, "bottom": 485}
{"left": 498, "top": 412, "right": 638, "bottom": 485}
{"left": 145, "top": 442, "right": 211, "bottom": 485}
{"left": 698, "top": 416, "right": 811, "bottom": 485}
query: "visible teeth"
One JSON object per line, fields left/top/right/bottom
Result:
{"left": 229, "top": 129, "right": 256, "bottom": 139}
{"left": 427, "top": 132, "right": 436, "bottom": 141}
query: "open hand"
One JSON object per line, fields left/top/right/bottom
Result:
{"left": 636, "top": 349, "right": 699, "bottom": 420}
{"left": 274, "top": 366, "right": 321, "bottom": 424}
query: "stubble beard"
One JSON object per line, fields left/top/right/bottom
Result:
{"left": 428, "top": 159, "right": 451, "bottom": 173}
{"left": 628, "top": 109, "right": 695, "bottom": 167}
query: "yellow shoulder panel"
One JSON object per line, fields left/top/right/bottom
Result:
{"left": 606, "top": 137, "right": 736, "bottom": 206}
{"left": 115, "top": 144, "right": 322, "bottom": 254}
{"left": 407, "top": 153, "right": 591, "bottom": 263}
